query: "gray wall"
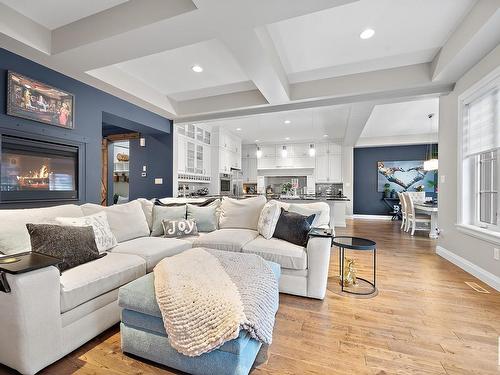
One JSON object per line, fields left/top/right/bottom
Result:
{"left": 438, "top": 43, "right": 500, "bottom": 280}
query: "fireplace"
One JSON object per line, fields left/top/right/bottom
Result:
{"left": 0, "top": 135, "right": 78, "bottom": 202}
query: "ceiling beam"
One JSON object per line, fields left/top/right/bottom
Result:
{"left": 219, "top": 27, "right": 290, "bottom": 104}
{"left": 51, "top": 0, "right": 197, "bottom": 54}
{"left": 174, "top": 63, "right": 454, "bottom": 121}
{"left": 431, "top": 0, "right": 500, "bottom": 82}
{"left": 342, "top": 103, "right": 375, "bottom": 146}
{"left": 0, "top": 3, "right": 51, "bottom": 54}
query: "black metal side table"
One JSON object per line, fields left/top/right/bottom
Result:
{"left": 332, "top": 236, "right": 377, "bottom": 295}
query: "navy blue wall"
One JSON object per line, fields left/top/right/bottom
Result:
{"left": 0, "top": 48, "right": 173, "bottom": 207}
{"left": 354, "top": 144, "right": 437, "bottom": 215}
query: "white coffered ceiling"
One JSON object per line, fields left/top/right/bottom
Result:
{"left": 0, "top": 0, "right": 129, "bottom": 30}
{"left": 0, "top": 0, "right": 499, "bottom": 145}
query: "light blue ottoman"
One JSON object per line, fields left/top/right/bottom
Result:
{"left": 118, "top": 261, "right": 281, "bottom": 375}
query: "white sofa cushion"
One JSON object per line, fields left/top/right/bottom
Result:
{"left": 219, "top": 196, "right": 266, "bottom": 230}
{"left": 242, "top": 236, "right": 307, "bottom": 270}
{"left": 81, "top": 200, "right": 150, "bottom": 243}
{"left": 193, "top": 228, "right": 259, "bottom": 252}
{"left": 269, "top": 200, "right": 330, "bottom": 228}
{"left": 109, "top": 237, "right": 192, "bottom": 272}
{"left": 0, "top": 204, "right": 84, "bottom": 255}
{"left": 137, "top": 198, "right": 154, "bottom": 231}
{"left": 60, "top": 252, "right": 146, "bottom": 313}
{"left": 257, "top": 202, "right": 281, "bottom": 239}
{"left": 55, "top": 211, "right": 117, "bottom": 253}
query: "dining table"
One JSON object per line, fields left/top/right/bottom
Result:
{"left": 415, "top": 203, "right": 438, "bottom": 238}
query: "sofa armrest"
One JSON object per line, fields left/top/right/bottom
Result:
{"left": 306, "top": 236, "right": 332, "bottom": 299}
{"left": 0, "top": 267, "right": 62, "bottom": 375}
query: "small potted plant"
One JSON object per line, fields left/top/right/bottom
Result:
{"left": 383, "top": 183, "right": 391, "bottom": 198}
{"left": 415, "top": 185, "right": 424, "bottom": 192}
{"left": 390, "top": 189, "right": 397, "bottom": 198}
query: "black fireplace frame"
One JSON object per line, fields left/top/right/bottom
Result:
{"left": 0, "top": 133, "right": 83, "bottom": 205}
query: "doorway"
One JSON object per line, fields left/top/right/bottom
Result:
{"left": 101, "top": 131, "right": 139, "bottom": 206}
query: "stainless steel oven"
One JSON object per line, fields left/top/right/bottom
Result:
{"left": 219, "top": 173, "right": 231, "bottom": 195}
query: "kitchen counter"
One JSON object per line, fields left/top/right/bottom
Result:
{"left": 274, "top": 197, "right": 348, "bottom": 228}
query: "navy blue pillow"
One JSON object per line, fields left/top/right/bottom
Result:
{"left": 273, "top": 208, "right": 316, "bottom": 247}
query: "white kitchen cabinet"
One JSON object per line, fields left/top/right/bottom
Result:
{"left": 260, "top": 145, "right": 276, "bottom": 158}
{"left": 258, "top": 157, "right": 276, "bottom": 169}
{"left": 247, "top": 157, "right": 257, "bottom": 182}
{"left": 177, "top": 139, "right": 186, "bottom": 173}
{"left": 293, "top": 143, "right": 309, "bottom": 157}
{"left": 315, "top": 155, "right": 329, "bottom": 182}
{"left": 196, "top": 144, "right": 203, "bottom": 174}
{"left": 203, "top": 144, "right": 211, "bottom": 176}
{"left": 329, "top": 154, "right": 342, "bottom": 182}
{"left": 257, "top": 176, "right": 265, "bottom": 194}
{"left": 186, "top": 141, "right": 195, "bottom": 173}
{"left": 316, "top": 143, "right": 330, "bottom": 156}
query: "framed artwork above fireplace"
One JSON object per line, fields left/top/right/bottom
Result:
{"left": 6, "top": 71, "right": 75, "bottom": 129}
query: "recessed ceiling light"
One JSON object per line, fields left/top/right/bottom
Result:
{"left": 255, "top": 139, "right": 260, "bottom": 142}
{"left": 285, "top": 137, "right": 290, "bottom": 140}
{"left": 323, "top": 134, "right": 328, "bottom": 137}
{"left": 191, "top": 65, "right": 203, "bottom": 73}
{"left": 236, "top": 128, "right": 241, "bottom": 131}
{"left": 360, "top": 28, "right": 375, "bottom": 40}
{"left": 284, "top": 120, "right": 291, "bottom": 124}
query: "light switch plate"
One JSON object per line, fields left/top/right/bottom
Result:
{"left": 440, "top": 175, "right": 446, "bottom": 183}
{"left": 140, "top": 138, "right": 146, "bottom": 147}
{"left": 494, "top": 248, "right": 499, "bottom": 261}
{"left": 154, "top": 178, "right": 163, "bottom": 185}
{"left": 142, "top": 165, "right": 147, "bottom": 172}
{"left": 141, "top": 172, "right": 146, "bottom": 177}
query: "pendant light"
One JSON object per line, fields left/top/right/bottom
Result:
{"left": 281, "top": 145, "right": 287, "bottom": 158}
{"left": 256, "top": 146, "right": 262, "bottom": 158}
{"left": 309, "top": 143, "right": 316, "bottom": 157}
{"left": 423, "top": 113, "right": 438, "bottom": 171}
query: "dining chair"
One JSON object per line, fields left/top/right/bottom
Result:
{"left": 404, "top": 193, "right": 431, "bottom": 235}
{"left": 397, "top": 192, "right": 407, "bottom": 230}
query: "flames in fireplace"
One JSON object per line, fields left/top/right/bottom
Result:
{"left": 16, "top": 165, "right": 51, "bottom": 189}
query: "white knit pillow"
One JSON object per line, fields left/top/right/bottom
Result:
{"left": 257, "top": 202, "right": 281, "bottom": 239}
{"left": 56, "top": 211, "right": 117, "bottom": 253}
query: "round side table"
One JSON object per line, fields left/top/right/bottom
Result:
{"left": 332, "top": 236, "right": 377, "bottom": 295}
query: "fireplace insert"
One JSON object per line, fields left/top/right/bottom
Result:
{"left": 0, "top": 135, "right": 78, "bottom": 202}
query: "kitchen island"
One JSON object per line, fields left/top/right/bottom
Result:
{"left": 275, "top": 196, "right": 349, "bottom": 228}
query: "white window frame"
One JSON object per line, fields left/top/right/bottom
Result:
{"left": 473, "top": 151, "right": 500, "bottom": 230}
{"left": 457, "top": 67, "right": 500, "bottom": 243}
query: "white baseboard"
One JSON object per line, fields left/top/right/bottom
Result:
{"left": 436, "top": 246, "right": 500, "bottom": 291}
{"left": 352, "top": 214, "right": 393, "bottom": 220}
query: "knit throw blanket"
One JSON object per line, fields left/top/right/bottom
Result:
{"left": 153, "top": 247, "right": 279, "bottom": 357}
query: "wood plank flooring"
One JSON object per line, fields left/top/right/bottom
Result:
{"left": 1, "top": 219, "right": 499, "bottom": 374}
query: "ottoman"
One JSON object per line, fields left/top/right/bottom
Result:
{"left": 118, "top": 261, "right": 281, "bottom": 375}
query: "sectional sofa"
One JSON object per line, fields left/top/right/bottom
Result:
{"left": 0, "top": 196, "right": 333, "bottom": 375}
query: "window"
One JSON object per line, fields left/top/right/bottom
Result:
{"left": 460, "top": 73, "right": 500, "bottom": 234}
{"left": 478, "top": 150, "right": 498, "bottom": 226}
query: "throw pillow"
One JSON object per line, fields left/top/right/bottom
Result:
{"left": 55, "top": 211, "right": 117, "bottom": 253}
{"left": 80, "top": 200, "right": 150, "bottom": 243}
{"left": 219, "top": 195, "right": 267, "bottom": 230}
{"left": 152, "top": 205, "right": 186, "bottom": 236}
{"left": 287, "top": 204, "right": 322, "bottom": 228}
{"left": 187, "top": 204, "right": 218, "bottom": 232}
{"left": 26, "top": 224, "right": 105, "bottom": 272}
{"left": 257, "top": 202, "right": 281, "bottom": 239}
{"left": 162, "top": 219, "right": 198, "bottom": 238}
{"left": 273, "top": 208, "right": 316, "bottom": 247}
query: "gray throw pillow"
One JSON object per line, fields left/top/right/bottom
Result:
{"left": 186, "top": 204, "right": 218, "bottom": 232}
{"left": 26, "top": 224, "right": 104, "bottom": 272}
{"left": 152, "top": 205, "right": 186, "bottom": 237}
{"left": 162, "top": 219, "right": 198, "bottom": 238}
{"left": 273, "top": 208, "right": 316, "bottom": 247}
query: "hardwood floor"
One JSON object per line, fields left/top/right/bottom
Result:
{"left": 2, "top": 219, "right": 499, "bottom": 375}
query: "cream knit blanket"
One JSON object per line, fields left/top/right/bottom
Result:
{"left": 153, "top": 247, "right": 279, "bottom": 357}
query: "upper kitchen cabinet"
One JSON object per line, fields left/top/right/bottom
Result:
{"left": 242, "top": 145, "right": 258, "bottom": 182}
{"left": 213, "top": 127, "right": 242, "bottom": 173}
{"left": 315, "top": 142, "right": 342, "bottom": 182}
{"left": 176, "top": 124, "right": 212, "bottom": 181}
{"left": 257, "top": 143, "right": 314, "bottom": 169}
